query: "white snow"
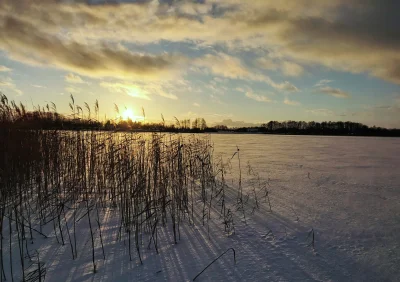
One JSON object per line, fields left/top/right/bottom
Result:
{"left": 2, "top": 134, "right": 399, "bottom": 281}
{"left": 211, "top": 134, "right": 400, "bottom": 281}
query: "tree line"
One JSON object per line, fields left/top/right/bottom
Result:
{"left": 0, "top": 93, "right": 208, "bottom": 132}
{"left": 1, "top": 93, "right": 399, "bottom": 136}
{"left": 230, "top": 120, "right": 400, "bottom": 137}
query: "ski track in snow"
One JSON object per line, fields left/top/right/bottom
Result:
{"left": 1, "top": 134, "right": 399, "bottom": 281}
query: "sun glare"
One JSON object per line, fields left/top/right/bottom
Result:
{"left": 122, "top": 108, "right": 135, "bottom": 121}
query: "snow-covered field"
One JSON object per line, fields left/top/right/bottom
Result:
{"left": 211, "top": 134, "right": 400, "bottom": 281}
{"left": 3, "top": 134, "right": 400, "bottom": 282}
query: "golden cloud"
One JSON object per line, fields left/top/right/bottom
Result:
{"left": 0, "top": 0, "right": 399, "bottom": 85}
{"left": 65, "top": 73, "right": 84, "bottom": 84}
{"left": 0, "top": 15, "right": 183, "bottom": 80}
{"left": 195, "top": 53, "right": 299, "bottom": 92}
{"left": 318, "top": 87, "right": 351, "bottom": 98}
{"left": 245, "top": 91, "right": 273, "bottom": 103}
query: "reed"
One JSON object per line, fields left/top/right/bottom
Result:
{"left": 0, "top": 93, "right": 270, "bottom": 280}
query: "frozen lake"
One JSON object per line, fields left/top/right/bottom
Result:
{"left": 210, "top": 133, "right": 400, "bottom": 281}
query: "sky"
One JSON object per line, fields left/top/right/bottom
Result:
{"left": 0, "top": 0, "right": 400, "bottom": 128}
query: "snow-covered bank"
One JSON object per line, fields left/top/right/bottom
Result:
{"left": 2, "top": 134, "right": 399, "bottom": 281}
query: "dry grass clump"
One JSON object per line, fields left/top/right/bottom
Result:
{"left": 0, "top": 93, "right": 270, "bottom": 281}
{"left": 0, "top": 125, "right": 219, "bottom": 277}
{"left": 0, "top": 94, "right": 220, "bottom": 279}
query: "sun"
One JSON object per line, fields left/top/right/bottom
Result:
{"left": 122, "top": 108, "right": 135, "bottom": 121}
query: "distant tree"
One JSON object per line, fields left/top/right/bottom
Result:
{"left": 192, "top": 118, "right": 199, "bottom": 129}
{"left": 200, "top": 118, "right": 207, "bottom": 130}
{"left": 214, "top": 125, "right": 228, "bottom": 131}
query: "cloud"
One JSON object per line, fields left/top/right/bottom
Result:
{"left": 235, "top": 87, "right": 246, "bottom": 92}
{"left": 284, "top": 97, "right": 300, "bottom": 106}
{"left": 318, "top": 87, "right": 351, "bottom": 98}
{"left": 394, "top": 96, "right": 400, "bottom": 107}
{"left": 0, "top": 76, "right": 22, "bottom": 95}
{"left": 361, "top": 98, "right": 400, "bottom": 115}
{"left": 230, "top": 1, "right": 400, "bottom": 84}
{"left": 193, "top": 102, "right": 200, "bottom": 107}
{"left": 257, "top": 58, "right": 304, "bottom": 77}
{"left": 245, "top": 91, "right": 272, "bottom": 103}
{"left": 1, "top": 1, "right": 400, "bottom": 85}
{"left": 195, "top": 53, "right": 299, "bottom": 91}
{"left": 341, "top": 99, "right": 400, "bottom": 128}
{"left": 195, "top": 53, "right": 251, "bottom": 80}
{"left": 0, "top": 16, "right": 183, "bottom": 80}
{"left": 281, "top": 61, "right": 304, "bottom": 77}
{"left": 31, "top": 84, "right": 46, "bottom": 88}
{"left": 0, "top": 80, "right": 12, "bottom": 87}
{"left": 278, "top": 5, "right": 400, "bottom": 84}
{"left": 156, "top": 91, "right": 177, "bottom": 100}
{"left": 306, "top": 109, "right": 335, "bottom": 116}
{"left": 100, "top": 81, "right": 178, "bottom": 100}
{"left": 65, "top": 73, "right": 84, "bottom": 84}
{"left": 100, "top": 82, "right": 151, "bottom": 100}
{"left": 65, "top": 86, "right": 80, "bottom": 94}
{"left": 0, "top": 65, "right": 11, "bottom": 72}
{"left": 314, "top": 79, "right": 333, "bottom": 87}
{"left": 139, "top": 82, "right": 178, "bottom": 100}
{"left": 256, "top": 58, "right": 278, "bottom": 70}
{"left": 274, "top": 81, "right": 299, "bottom": 92}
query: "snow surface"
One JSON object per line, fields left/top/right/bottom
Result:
{"left": 2, "top": 134, "right": 400, "bottom": 281}
{"left": 211, "top": 134, "right": 400, "bottom": 282}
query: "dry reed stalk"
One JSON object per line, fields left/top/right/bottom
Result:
{"left": 0, "top": 94, "right": 272, "bottom": 280}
